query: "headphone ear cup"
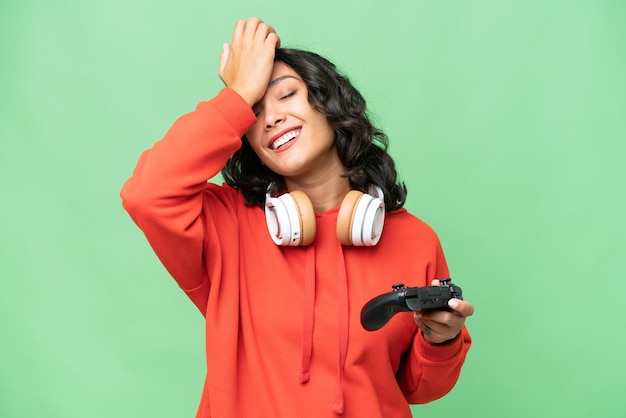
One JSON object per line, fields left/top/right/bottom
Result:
{"left": 289, "top": 190, "right": 316, "bottom": 246}
{"left": 265, "top": 194, "right": 294, "bottom": 246}
{"left": 336, "top": 191, "right": 364, "bottom": 246}
{"left": 336, "top": 189, "right": 385, "bottom": 246}
{"left": 265, "top": 191, "right": 316, "bottom": 246}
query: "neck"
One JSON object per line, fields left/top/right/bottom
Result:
{"left": 285, "top": 177, "right": 351, "bottom": 213}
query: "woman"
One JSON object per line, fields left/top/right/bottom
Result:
{"left": 122, "top": 17, "right": 473, "bottom": 418}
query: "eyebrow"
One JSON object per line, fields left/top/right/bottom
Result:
{"left": 268, "top": 75, "right": 299, "bottom": 88}
{"left": 253, "top": 75, "right": 301, "bottom": 111}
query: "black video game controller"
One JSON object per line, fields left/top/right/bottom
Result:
{"left": 360, "top": 279, "right": 463, "bottom": 331}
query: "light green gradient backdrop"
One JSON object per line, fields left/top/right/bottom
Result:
{"left": 2, "top": 1, "right": 625, "bottom": 417}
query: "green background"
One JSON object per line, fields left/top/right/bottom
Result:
{"left": 2, "top": 0, "right": 625, "bottom": 416}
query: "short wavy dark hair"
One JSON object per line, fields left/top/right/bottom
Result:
{"left": 221, "top": 48, "right": 407, "bottom": 210}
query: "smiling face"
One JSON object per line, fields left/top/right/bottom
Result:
{"left": 245, "top": 62, "right": 344, "bottom": 184}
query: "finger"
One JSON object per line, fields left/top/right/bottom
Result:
{"left": 255, "top": 22, "right": 275, "bottom": 44}
{"left": 260, "top": 22, "right": 280, "bottom": 48}
{"left": 415, "top": 315, "right": 449, "bottom": 342}
{"left": 231, "top": 19, "right": 246, "bottom": 45}
{"left": 265, "top": 32, "right": 280, "bottom": 49}
{"left": 431, "top": 279, "right": 440, "bottom": 286}
{"left": 420, "top": 308, "right": 451, "bottom": 323}
{"left": 242, "top": 16, "right": 263, "bottom": 41}
{"left": 448, "top": 299, "right": 475, "bottom": 317}
{"left": 218, "top": 43, "right": 230, "bottom": 81}
{"left": 413, "top": 314, "right": 429, "bottom": 333}
{"left": 260, "top": 21, "right": 275, "bottom": 36}
{"left": 415, "top": 314, "right": 440, "bottom": 334}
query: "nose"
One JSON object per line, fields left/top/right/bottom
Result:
{"left": 264, "top": 103, "right": 285, "bottom": 130}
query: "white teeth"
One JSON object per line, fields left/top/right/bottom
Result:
{"left": 271, "top": 129, "right": 300, "bottom": 150}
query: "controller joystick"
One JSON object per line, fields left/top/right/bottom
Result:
{"left": 360, "top": 278, "right": 463, "bottom": 331}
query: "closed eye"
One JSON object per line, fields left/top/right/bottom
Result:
{"left": 280, "top": 91, "right": 296, "bottom": 100}
{"left": 253, "top": 90, "right": 297, "bottom": 116}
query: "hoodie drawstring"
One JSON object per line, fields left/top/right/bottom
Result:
{"left": 300, "top": 244, "right": 315, "bottom": 383}
{"left": 332, "top": 242, "right": 349, "bottom": 414}
{"left": 299, "top": 238, "right": 349, "bottom": 415}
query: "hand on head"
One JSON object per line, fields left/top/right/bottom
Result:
{"left": 219, "top": 17, "right": 281, "bottom": 106}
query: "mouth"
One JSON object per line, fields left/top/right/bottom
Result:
{"left": 269, "top": 128, "right": 301, "bottom": 150}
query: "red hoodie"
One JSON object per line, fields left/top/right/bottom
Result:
{"left": 121, "top": 88, "right": 471, "bottom": 417}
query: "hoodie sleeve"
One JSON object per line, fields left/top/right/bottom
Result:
{"left": 120, "top": 88, "right": 256, "bottom": 314}
{"left": 398, "top": 326, "right": 472, "bottom": 403}
{"left": 396, "top": 236, "right": 473, "bottom": 403}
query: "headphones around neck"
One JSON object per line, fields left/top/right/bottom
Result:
{"left": 265, "top": 184, "right": 385, "bottom": 246}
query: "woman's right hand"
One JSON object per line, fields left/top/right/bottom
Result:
{"left": 219, "top": 17, "right": 281, "bottom": 106}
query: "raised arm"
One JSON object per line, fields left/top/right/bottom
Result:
{"left": 121, "top": 18, "right": 280, "bottom": 313}
{"left": 120, "top": 89, "right": 256, "bottom": 313}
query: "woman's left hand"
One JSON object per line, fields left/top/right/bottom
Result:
{"left": 413, "top": 279, "right": 475, "bottom": 345}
